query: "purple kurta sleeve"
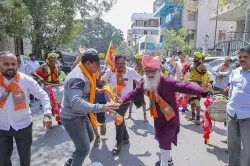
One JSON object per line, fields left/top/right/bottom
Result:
{"left": 121, "top": 81, "right": 144, "bottom": 104}
{"left": 171, "top": 80, "right": 202, "bottom": 96}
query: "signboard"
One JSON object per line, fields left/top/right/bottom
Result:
{"left": 146, "top": 43, "right": 155, "bottom": 50}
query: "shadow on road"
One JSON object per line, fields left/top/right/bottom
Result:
{"left": 180, "top": 123, "right": 203, "bottom": 135}
{"left": 206, "top": 144, "right": 228, "bottom": 163}
{"left": 89, "top": 138, "right": 151, "bottom": 166}
{"left": 32, "top": 125, "right": 71, "bottom": 147}
{"left": 129, "top": 118, "right": 154, "bottom": 137}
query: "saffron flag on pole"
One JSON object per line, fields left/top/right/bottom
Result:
{"left": 105, "top": 40, "right": 116, "bottom": 72}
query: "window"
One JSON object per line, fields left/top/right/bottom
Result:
{"left": 140, "top": 42, "right": 145, "bottom": 50}
{"left": 188, "top": 13, "right": 196, "bottom": 21}
{"left": 144, "top": 30, "right": 147, "bottom": 35}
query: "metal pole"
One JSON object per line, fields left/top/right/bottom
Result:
{"left": 214, "top": 0, "right": 220, "bottom": 47}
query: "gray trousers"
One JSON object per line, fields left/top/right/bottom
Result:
{"left": 61, "top": 116, "right": 94, "bottom": 166}
{"left": 227, "top": 114, "right": 250, "bottom": 166}
{"left": 0, "top": 123, "right": 33, "bottom": 166}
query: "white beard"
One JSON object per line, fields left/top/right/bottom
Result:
{"left": 143, "top": 71, "right": 161, "bottom": 91}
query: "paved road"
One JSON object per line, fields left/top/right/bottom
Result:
{"left": 11, "top": 99, "right": 228, "bottom": 166}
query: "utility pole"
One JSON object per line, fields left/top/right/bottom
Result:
{"left": 214, "top": 0, "right": 220, "bottom": 48}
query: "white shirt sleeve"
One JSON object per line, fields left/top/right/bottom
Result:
{"left": 131, "top": 69, "right": 142, "bottom": 82}
{"left": 27, "top": 77, "right": 52, "bottom": 114}
{"left": 102, "top": 69, "right": 111, "bottom": 82}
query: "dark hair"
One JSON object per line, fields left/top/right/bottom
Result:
{"left": 81, "top": 48, "right": 100, "bottom": 63}
{"left": 244, "top": 46, "right": 250, "bottom": 55}
{"left": 29, "top": 53, "right": 35, "bottom": 57}
{"left": 15, "top": 54, "right": 20, "bottom": 57}
{"left": 115, "top": 55, "right": 127, "bottom": 62}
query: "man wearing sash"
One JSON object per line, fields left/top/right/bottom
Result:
{"left": 212, "top": 56, "right": 232, "bottom": 94}
{"left": 127, "top": 53, "right": 148, "bottom": 121}
{"left": 32, "top": 51, "right": 61, "bottom": 84}
{"left": 60, "top": 49, "right": 120, "bottom": 166}
{"left": 118, "top": 55, "right": 210, "bottom": 166}
{"left": 0, "top": 52, "right": 52, "bottom": 166}
{"left": 183, "top": 52, "right": 210, "bottom": 125}
{"left": 101, "top": 55, "right": 142, "bottom": 155}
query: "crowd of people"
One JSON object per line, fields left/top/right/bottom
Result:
{"left": 0, "top": 45, "right": 249, "bottom": 166}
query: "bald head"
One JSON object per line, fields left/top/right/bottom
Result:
{"left": 0, "top": 52, "right": 18, "bottom": 79}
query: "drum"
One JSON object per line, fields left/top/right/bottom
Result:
{"left": 208, "top": 94, "right": 228, "bottom": 122}
{"left": 46, "top": 84, "right": 64, "bottom": 115}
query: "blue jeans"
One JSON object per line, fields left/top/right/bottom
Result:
{"left": 227, "top": 114, "right": 250, "bottom": 166}
{"left": 61, "top": 116, "right": 94, "bottom": 166}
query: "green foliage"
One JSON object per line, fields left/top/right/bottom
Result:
{"left": 163, "top": 28, "right": 193, "bottom": 53}
{"left": 0, "top": 0, "right": 31, "bottom": 37}
{"left": 0, "top": 0, "right": 116, "bottom": 57}
{"left": 117, "top": 42, "right": 134, "bottom": 65}
{"left": 182, "top": 45, "right": 193, "bottom": 56}
{"left": 62, "top": 18, "right": 124, "bottom": 54}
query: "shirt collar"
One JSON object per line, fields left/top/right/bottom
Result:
{"left": 240, "top": 67, "right": 250, "bottom": 73}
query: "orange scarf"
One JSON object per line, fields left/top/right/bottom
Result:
{"left": 0, "top": 72, "right": 26, "bottom": 111}
{"left": 218, "top": 64, "right": 230, "bottom": 82}
{"left": 115, "top": 67, "right": 126, "bottom": 96}
{"left": 79, "top": 63, "right": 99, "bottom": 129}
{"left": 144, "top": 90, "right": 175, "bottom": 121}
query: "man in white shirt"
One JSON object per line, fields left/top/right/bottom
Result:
{"left": 101, "top": 55, "right": 142, "bottom": 155}
{"left": 26, "top": 53, "right": 40, "bottom": 76}
{"left": 0, "top": 52, "right": 52, "bottom": 166}
{"left": 222, "top": 47, "right": 250, "bottom": 166}
{"left": 170, "top": 52, "right": 191, "bottom": 82}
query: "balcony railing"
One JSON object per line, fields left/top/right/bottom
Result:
{"left": 219, "top": 31, "right": 249, "bottom": 42}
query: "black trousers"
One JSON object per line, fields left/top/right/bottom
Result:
{"left": 116, "top": 103, "right": 130, "bottom": 145}
{"left": 0, "top": 123, "right": 33, "bottom": 166}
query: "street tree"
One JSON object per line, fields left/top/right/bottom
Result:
{"left": 65, "top": 18, "right": 124, "bottom": 54}
{"left": 163, "top": 28, "right": 193, "bottom": 55}
{"left": 116, "top": 41, "right": 134, "bottom": 64}
{"left": 0, "top": 0, "right": 117, "bottom": 57}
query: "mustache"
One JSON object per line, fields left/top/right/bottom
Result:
{"left": 6, "top": 69, "right": 15, "bottom": 72}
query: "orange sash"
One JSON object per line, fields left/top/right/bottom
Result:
{"left": 79, "top": 63, "right": 99, "bottom": 129}
{"left": 0, "top": 72, "right": 26, "bottom": 111}
{"left": 115, "top": 67, "right": 126, "bottom": 96}
{"left": 218, "top": 64, "right": 230, "bottom": 82}
{"left": 144, "top": 90, "right": 175, "bottom": 121}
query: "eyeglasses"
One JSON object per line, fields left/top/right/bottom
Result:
{"left": 144, "top": 70, "right": 157, "bottom": 75}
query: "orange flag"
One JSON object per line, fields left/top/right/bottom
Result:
{"left": 105, "top": 41, "right": 116, "bottom": 72}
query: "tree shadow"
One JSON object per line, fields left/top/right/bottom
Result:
{"left": 129, "top": 118, "right": 155, "bottom": 137}
{"left": 89, "top": 138, "right": 151, "bottom": 166}
{"left": 206, "top": 144, "right": 228, "bottom": 163}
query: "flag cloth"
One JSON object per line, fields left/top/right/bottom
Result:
{"left": 105, "top": 41, "right": 116, "bottom": 71}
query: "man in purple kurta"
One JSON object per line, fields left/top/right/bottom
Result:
{"left": 119, "top": 55, "right": 210, "bottom": 166}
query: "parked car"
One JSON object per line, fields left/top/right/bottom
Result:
{"left": 206, "top": 56, "right": 238, "bottom": 82}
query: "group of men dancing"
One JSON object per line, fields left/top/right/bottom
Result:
{"left": 1, "top": 45, "right": 249, "bottom": 166}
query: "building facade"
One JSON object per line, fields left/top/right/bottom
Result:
{"left": 0, "top": 36, "right": 32, "bottom": 56}
{"left": 130, "top": 13, "right": 160, "bottom": 49}
{"left": 153, "top": 0, "right": 237, "bottom": 51}
{"left": 210, "top": 1, "right": 250, "bottom": 42}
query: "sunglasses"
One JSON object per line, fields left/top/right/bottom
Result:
{"left": 144, "top": 70, "right": 157, "bottom": 75}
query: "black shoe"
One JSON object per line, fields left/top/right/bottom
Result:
{"left": 112, "top": 144, "right": 123, "bottom": 155}
{"left": 155, "top": 157, "right": 173, "bottom": 166}
{"left": 155, "top": 160, "right": 160, "bottom": 166}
